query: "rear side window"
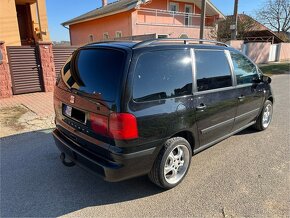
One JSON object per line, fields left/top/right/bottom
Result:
{"left": 62, "top": 48, "right": 125, "bottom": 101}
{"left": 195, "top": 50, "right": 232, "bottom": 92}
{"left": 133, "top": 50, "right": 193, "bottom": 102}
{"left": 230, "top": 51, "right": 259, "bottom": 85}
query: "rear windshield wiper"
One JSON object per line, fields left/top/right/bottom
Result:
{"left": 70, "top": 88, "right": 110, "bottom": 109}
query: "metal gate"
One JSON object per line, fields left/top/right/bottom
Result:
{"left": 7, "top": 46, "right": 43, "bottom": 94}
{"left": 52, "top": 46, "right": 78, "bottom": 78}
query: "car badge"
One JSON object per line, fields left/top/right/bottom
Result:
{"left": 70, "top": 95, "right": 75, "bottom": 104}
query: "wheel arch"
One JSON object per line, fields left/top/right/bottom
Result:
{"left": 268, "top": 96, "right": 274, "bottom": 104}
{"left": 171, "top": 130, "right": 196, "bottom": 154}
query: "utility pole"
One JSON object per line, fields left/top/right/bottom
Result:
{"left": 199, "top": 0, "right": 206, "bottom": 40}
{"left": 231, "top": 0, "right": 239, "bottom": 40}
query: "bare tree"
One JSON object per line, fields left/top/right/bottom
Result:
{"left": 256, "top": 0, "right": 290, "bottom": 33}
{"left": 210, "top": 15, "right": 257, "bottom": 41}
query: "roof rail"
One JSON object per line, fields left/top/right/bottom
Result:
{"left": 86, "top": 40, "right": 134, "bottom": 46}
{"left": 133, "top": 38, "right": 230, "bottom": 48}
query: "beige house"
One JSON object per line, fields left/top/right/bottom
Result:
{"left": 0, "top": 0, "right": 50, "bottom": 46}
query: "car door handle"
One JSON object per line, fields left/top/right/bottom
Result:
{"left": 196, "top": 104, "right": 207, "bottom": 111}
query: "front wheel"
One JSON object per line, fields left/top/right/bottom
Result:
{"left": 148, "top": 137, "right": 192, "bottom": 189}
{"left": 253, "top": 100, "right": 273, "bottom": 131}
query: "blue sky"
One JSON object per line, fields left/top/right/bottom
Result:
{"left": 46, "top": 0, "right": 263, "bottom": 41}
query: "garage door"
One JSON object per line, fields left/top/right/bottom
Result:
{"left": 7, "top": 46, "right": 43, "bottom": 94}
{"left": 52, "top": 46, "right": 78, "bottom": 79}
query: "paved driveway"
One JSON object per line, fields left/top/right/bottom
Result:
{"left": 1, "top": 74, "right": 289, "bottom": 217}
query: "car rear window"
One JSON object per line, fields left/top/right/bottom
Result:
{"left": 63, "top": 48, "right": 126, "bottom": 101}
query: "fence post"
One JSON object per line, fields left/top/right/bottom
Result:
{"left": 0, "top": 41, "right": 13, "bottom": 99}
{"left": 37, "top": 42, "right": 56, "bottom": 92}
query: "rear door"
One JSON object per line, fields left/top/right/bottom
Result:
{"left": 229, "top": 51, "right": 264, "bottom": 131}
{"left": 127, "top": 48, "right": 195, "bottom": 143}
{"left": 193, "top": 49, "right": 238, "bottom": 149}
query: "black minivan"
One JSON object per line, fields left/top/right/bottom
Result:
{"left": 53, "top": 39, "right": 274, "bottom": 189}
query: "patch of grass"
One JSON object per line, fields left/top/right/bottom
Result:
{"left": 0, "top": 105, "right": 28, "bottom": 131}
{"left": 259, "top": 62, "right": 290, "bottom": 76}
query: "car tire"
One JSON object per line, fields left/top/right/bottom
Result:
{"left": 148, "top": 137, "right": 192, "bottom": 189}
{"left": 253, "top": 100, "right": 273, "bottom": 131}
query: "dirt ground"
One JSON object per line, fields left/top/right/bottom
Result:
{"left": 0, "top": 105, "right": 55, "bottom": 137}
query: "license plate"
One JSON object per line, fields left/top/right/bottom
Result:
{"left": 64, "top": 105, "right": 72, "bottom": 117}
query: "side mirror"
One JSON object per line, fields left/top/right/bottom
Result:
{"left": 262, "top": 75, "right": 272, "bottom": 84}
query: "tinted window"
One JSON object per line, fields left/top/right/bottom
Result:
{"left": 195, "top": 50, "right": 232, "bottom": 91}
{"left": 133, "top": 50, "right": 192, "bottom": 102}
{"left": 230, "top": 51, "right": 258, "bottom": 85}
{"left": 69, "top": 49, "right": 125, "bottom": 101}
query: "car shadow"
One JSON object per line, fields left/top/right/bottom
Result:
{"left": 0, "top": 130, "right": 162, "bottom": 217}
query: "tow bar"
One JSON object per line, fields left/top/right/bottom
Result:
{"left": 60, "top": 153, "right": 76, "bottom": 167}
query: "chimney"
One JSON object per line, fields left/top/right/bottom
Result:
{"left": 102, "top": 0, "right": 107, "bottom": 7}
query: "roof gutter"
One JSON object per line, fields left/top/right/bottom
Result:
{"left": 62, "top": 24, "right": 69, "bottom": 29}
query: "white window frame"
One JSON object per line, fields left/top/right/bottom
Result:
{"left": 184, "top": 4, "right": 193, "bottom": 26}
{"left": 103, "top": 32, "right": 109, "bottom": 40}
{"left": 169, "top": 2, "right": 179, "bottom": 12}
{"left": 185, "top": 4, "right": 192, "bottom": 13}
{"left": 115, "top": 31, "right": 122, "bottom": 38}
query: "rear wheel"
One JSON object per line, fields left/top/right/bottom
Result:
{"left": 253, "top": 100, "right": 273, "bottom": 131}
{"left": 148, "top": 137, "right": 192, "bottom": 189}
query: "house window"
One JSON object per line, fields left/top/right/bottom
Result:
{"left": 115, "top": 31, "right": 122, "bottom": 38}
{"left": 88, "top": 34, "right": 94, "bottom": 42}
{"left": 103, "top": 32, "right": 109, "bottom": 40}
{"left": 169, "top": 2, "right": 179, "bottom": 12}
{"left": 184, "top": 5, "right": 192, "bottom": 26}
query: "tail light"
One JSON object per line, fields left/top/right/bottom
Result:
{"left": 90, "top": 113, "right": 109, "bottom": 136}
{"left": 90, "top": 112, "right": 138, "bottom": 140}
{"left": 109, "top": 113, "right": 138, "bottom": 140}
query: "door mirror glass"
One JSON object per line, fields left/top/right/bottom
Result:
{"left": 263, "top": 75, "right": 272, "bottom": 84}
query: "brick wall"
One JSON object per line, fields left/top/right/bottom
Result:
{"left": 38, "top": 42, "right": 56, "bottom": 92}
{"left": 0, "top": 41, "right": 12, "bottom": 98}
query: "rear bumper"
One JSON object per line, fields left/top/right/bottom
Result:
{"left": 52, "top": 129, "right": 157, "bottom": 182}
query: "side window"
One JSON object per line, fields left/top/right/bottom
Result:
{"left": 133, "top": 50, "right": 193, "bottom": 102}
{"left": 115, "top": 31, "right": 122, "bottom": 38}
{"left": 88, "top": 34, "right": 94, "bottom": 42}
{"left": 103, "top": 32, "right": 109, "bottom": 40}
{"left": 195, "top": 50, "right": 232, "bottom": 92}
{"left": 169, "top": 2, "right": 179, "bottom": 12}
{"left": 230, "top": 51, "right": 259, "bottom": 85}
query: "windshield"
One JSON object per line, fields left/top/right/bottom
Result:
{"left": 62, "top": 48, "right": 126, "bottom": 101}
